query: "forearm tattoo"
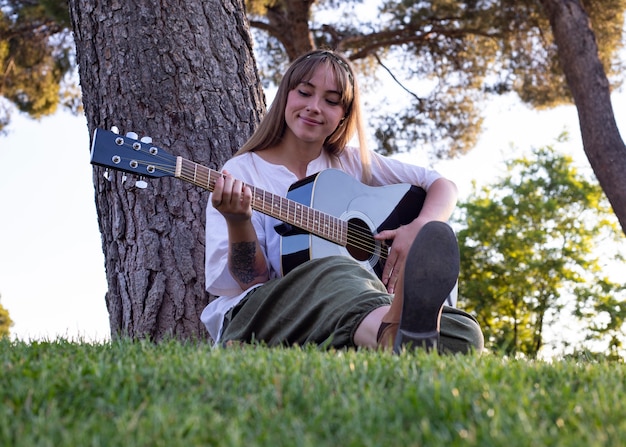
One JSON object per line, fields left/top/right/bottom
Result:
{"left": 230, "top": 241, "right": 259, "bottom": 285}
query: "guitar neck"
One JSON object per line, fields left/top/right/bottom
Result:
{"left": 175, "top": 157, "right": 347, "bottom": 246}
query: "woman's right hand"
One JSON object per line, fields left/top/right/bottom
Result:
{"left": 212, "top": 170, "right": 269, "bottom": 288}
{"left": 211, "top": 170, "right": 253, "bottom": 222}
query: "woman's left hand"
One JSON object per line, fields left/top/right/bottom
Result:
{"left": 374, "top": 219, "right": 425, "bottom": 294}
{"left": 374, "top": 177, "right": 458, "bottom": 294}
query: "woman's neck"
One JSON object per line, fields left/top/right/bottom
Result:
{"left": 259, "top": 139, "right": 324, "bottom": 179}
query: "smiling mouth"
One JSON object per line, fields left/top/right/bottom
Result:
{"left": 299, "top": 115, "right": 322, "bottom": 125}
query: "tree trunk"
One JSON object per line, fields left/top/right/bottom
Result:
{"left": 252, "top": 0, "right": 315, "bottom": 60}
{"left": 540, "top": 0, "right": 626, "bottom": 235}
{"left": 68, "top": 0, "right": 265, "bottom": 340}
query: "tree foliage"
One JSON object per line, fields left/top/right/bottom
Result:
{"left": 5, "top": 1, "right": 625, "bottom": 232}
{"left": 455, "top": 141, "right": 625, "bottom": 358}
{"left": 3, "top": 0, "right": 625, "bottom": 156}
{"left": 0, "top": 0, "right": 78, "bottom": 133}
{"left": 245, "top": 0, "right": 625, "bottom": 158}
{"left": 0, "top": 294, "right": 12, "bottom": 339}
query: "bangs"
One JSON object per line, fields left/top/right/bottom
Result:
{"left": 286, "top": 54, "right": 354, "bottom": 111}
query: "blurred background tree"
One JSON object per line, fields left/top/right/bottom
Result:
{"left": 1, "top": 0, "right": 624, "bottom": 157}
{"left": 0, "top": 293, "right": 13, "bottom": 338}
{"left": 455, "top": 140, "right": 625, "bottom": 358}
{"left": 3, "top": 0, "right": 625, "bottom": 232}
{"left": 0, "top": 0, "right": 79, "bottom": 133}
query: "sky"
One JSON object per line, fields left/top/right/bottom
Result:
{"left": 1, "top": 87, "right": 625, "bottom": 349}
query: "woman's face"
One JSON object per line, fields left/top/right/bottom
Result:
{"left": 283, "top": 64, "right": 346, "bottom": 147}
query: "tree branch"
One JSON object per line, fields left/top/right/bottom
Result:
{"left": 372, "top": 52, "right": 423, "bottom": 104}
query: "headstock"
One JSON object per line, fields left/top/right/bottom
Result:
{"left": 90, "top": 128, "right": 177, "bottom": 179}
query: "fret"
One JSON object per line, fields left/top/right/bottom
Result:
{"left": 282, "top": 199, "right": 287, "bottom": 223}
{"left": 286, "top": 200, "right": 293, "bottom": 225}
{"left": 315, "top": 210, "right": 320, "bottom": 236}
{"left": 196, "top": 165, "right": 205, "bottom": 187}
{"left": 261, "top": 190, "right": 267, "bottom": 211}
{"left": 249, "top": 186, "right": 256, "bottom": 208}
{"left": 339, "top": 219, "right": 344, "bottom": 244}
{"left": 265, "top": 191, "right": 273, "bottom": 215}
{"left": 336, "top": 219, "right": 344, "bottom": 245}
{"left": 207, "top": 169, "right": 217, "bottom": 191}
{"left": 305, "top": 205, "right": 312, "bottom": 232}
{"left": 200, "top": 165, "right": 207, "bottom": 186}
{"left": 282, "top": 197, "right": 290, "bottom": 222}
{"left": 180, "top": 159, "right": 190, "bottom": 182}
{"left": 298, "top": 204, "right": 305, "bottom": 229}
{"left": 323, "top": 212, "right": 330, "bottom": 239}
{"left": 264, "top": 191, "right": 270, "bottom": 216}
{"left": 271, "top": 194, "right": 278, "bottom": 219}
{"left": 274, "top": 195, "right": 282, "bottom": 219}
{"left": 270, "top": 194, "right": 275, "bottom": 215}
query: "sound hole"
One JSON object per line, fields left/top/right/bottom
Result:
{"left": 346, "top": 218, "right": 375, "bottom": 261}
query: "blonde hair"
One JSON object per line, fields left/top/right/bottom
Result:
{"left": 236, "top": 49, "right": 371, "bottom": 182}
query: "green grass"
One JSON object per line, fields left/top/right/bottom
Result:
{"left": 1, "top": 338, "right": 625, "bottom": 446}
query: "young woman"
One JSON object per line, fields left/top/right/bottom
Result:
{"left": 201, "top": 49, "right": 483, "bottom": 353}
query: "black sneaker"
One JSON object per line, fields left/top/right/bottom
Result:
{"left": 394, "top": 221, "right": 460, "bottom": 353}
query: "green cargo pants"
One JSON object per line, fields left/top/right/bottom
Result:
{"left": 221, "top": 256, "right": 483, "bottom": 354}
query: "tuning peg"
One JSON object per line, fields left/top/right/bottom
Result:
{"left": 111, "top": 126, "right": 120, "bottom": 134}
{"left": 136, "top": 178, "right": 148, "bottom": 189}
{"left": 126, "top": 131, "right": 139, "bottom": 140}
{"left": 140, "top": 136, "right": 153, "bottom": 144}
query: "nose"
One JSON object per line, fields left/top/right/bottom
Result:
{"left": 306, "top": 95, "right": 321, "bottom": 112}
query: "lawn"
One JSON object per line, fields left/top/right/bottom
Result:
{"left": 1, "top": 338, "right": 624, "bottom": 446}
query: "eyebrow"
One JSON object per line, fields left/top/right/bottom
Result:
{"left": 299, "top": 80, "right": 342, "bottom": 96}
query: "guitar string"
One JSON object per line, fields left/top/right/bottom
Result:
{"left": 114, "top": 149, "right": 390, "bottom": 260}
{"left": 173, "top": 159, "right": 391, "bottom": 258}
{"left": 115, "top": 146, "right": 391, "bottom": 260}
{"left": 175, "top": 160, "right": 390, "bottom": 260}
{"left": 180, "top": 162, "right": 392, "bottom": 260}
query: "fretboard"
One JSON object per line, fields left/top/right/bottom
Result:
{"left": 175, "top": 157, "right": 347, "bottom": 246}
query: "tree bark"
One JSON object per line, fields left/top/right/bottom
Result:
{"left": 263, "top": 0, "right": 315, "bottom": 60}
{"left": 68, "top": 0, "right": 265, "bottom": 340}
{"left": 540, "top": 0, "right": 626, "bottom": 234}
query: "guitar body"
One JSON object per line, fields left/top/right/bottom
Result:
{"left": 277, "top": 169, "right": 426, "bottom": 279}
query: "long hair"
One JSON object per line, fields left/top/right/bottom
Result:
{"left": 236, "top": 49, "right": 371, "bottom": 181}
